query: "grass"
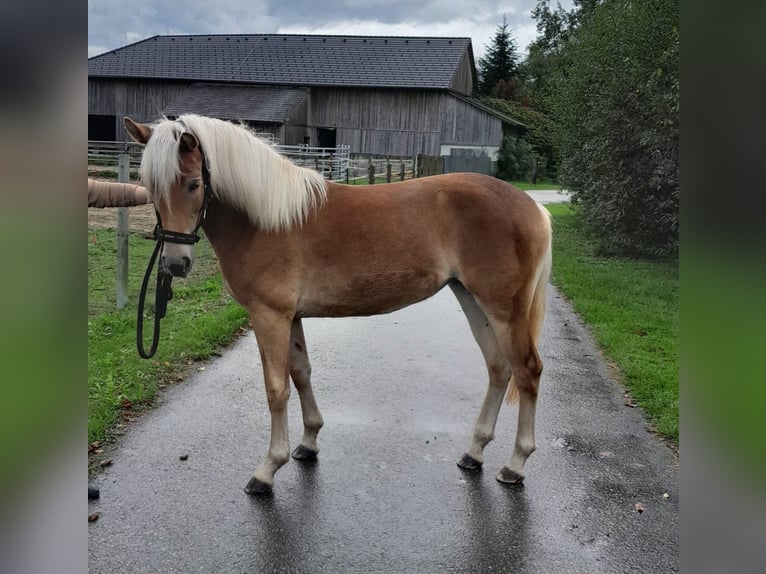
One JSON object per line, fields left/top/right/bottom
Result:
{"left": 511, "top": 180, "right": 561, "bottom": 190}
{"left": 545, "top": 203, "right": 679, "bottom": 443}
{"left": 88, "top": 228, "right": 249, "bottom": 443}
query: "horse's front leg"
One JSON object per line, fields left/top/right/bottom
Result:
{"left": 289, "top": 319, "right": 324, "bottom": 460}
{"left": 245, "top": 309, "right": 293, "bottom": 495}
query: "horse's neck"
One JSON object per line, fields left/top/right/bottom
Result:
{"left": 202, "top": 199, "right": 253, "bottom": 254}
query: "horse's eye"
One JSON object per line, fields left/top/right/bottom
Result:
{"left": 189, "top": 180, "right": 200, "bottom": 192}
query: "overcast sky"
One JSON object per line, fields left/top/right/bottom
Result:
{"left": 88, "top": 0, "right": 573, "bottom": 61}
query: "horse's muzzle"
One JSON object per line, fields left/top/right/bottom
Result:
{"left": 163, "top": 255, "right": 193, "bottom": 277}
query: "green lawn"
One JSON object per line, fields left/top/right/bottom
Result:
{"left": 546, "top": 204, "right": 679, "bottom": 443}
{"left": 511, "top": 180, "right": 561, "bottom": 190}
{"left": 88, "top": 228, "right": 248, "bottom": 443}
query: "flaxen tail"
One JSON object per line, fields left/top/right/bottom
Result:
{"left": 507, "top": 203, "right": 553, "bottom": 403}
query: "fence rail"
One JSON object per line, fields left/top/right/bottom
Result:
{"left": 279, "top": 144, "right": 350, "bottom": 182}
{"left": 87, "top": 140, "right": 353, "bottom": 182}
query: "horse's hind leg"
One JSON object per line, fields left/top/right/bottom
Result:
{"left": 450, "top": 282, "right": 511, "bottom": 470}
{"left": 289, "top": 319, "right": 324, "bottom": 460}
{"left": 487, "top": 316, "right": 543, "bottom": 485}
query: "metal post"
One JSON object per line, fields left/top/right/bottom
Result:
{"left": 116, "top": 153, "right": 130, "bottom": 309}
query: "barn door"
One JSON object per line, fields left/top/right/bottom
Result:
{"left": 317, "top": 128, "right": 337, "bottom": 149}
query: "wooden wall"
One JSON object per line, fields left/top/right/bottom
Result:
{"left": 311, "top": 88, "right": 503, "bottom": 157}
{"left": 89, "top": 80, "right": 506, "bottom": 156}
{"left": 310, "top": 88, "right": 442, "bottom": 156}
{"left": 88, "top": 79, "right": 192, "bottom": 140}
{"left": 439, "top": 94, "right": 503, "bottom": 146}
{"left": 449, "top": 51, "right": 475, "bottom": 95}
{"left": 283, "top": 94, "right": 310, "bottom": 145}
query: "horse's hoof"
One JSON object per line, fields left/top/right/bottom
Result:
{"left": 496, "top": 466, "right": 525, "bottom": 485}
{"left": 457, "top": 453, "right": 483, "bottom": 470}
{"left": 244, "top": 476, "right": 272, "bottom": 495}
{"left": 292, "top": 444, "right": 318, "bottom": 461}
{"left": 88, "top": 482, "right": 100, "bottom": 500}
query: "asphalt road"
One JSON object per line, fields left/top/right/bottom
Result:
{"left": 88, "top": 278, "right": 678, "bottom": 573}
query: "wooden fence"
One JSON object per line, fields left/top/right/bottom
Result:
{"left": 87, "top": 141, "right": 428, "bottom": 185}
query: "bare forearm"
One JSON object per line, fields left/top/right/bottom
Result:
{"left": 88, "top": 179, "right": 149, "bottom": 208}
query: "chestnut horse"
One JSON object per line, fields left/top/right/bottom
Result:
{"left": 124, "top": 114, "right": 552, "bottom": 495}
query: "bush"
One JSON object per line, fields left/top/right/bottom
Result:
{"left": 484, "top": 98, "right": 559, "bottom": 180}
{"left": 550, "top": 0, "right": 679, "bottom": 258}
{"left": 495, "top": 134, "right": 536, "bottom": 181}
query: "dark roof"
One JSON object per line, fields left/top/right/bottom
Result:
{"left": 162, "top": 83, "right": 306, "bottom": 123}
{"left": 88, "top": 34, "right": 472, "bottom": 90}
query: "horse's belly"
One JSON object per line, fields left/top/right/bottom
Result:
{"left": 297, "top": 269, "right": 447, "bottom": 318}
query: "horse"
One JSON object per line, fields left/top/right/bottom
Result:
{"left": 124, "top": 114, "right": 553, "bottom": 495}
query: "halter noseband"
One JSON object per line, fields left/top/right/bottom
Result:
{"left": 137, "top": 132, "right": 214, "bottom": 359}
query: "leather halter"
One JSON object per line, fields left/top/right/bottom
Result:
{"left": 137, "top": 133, "right": 214, "bottom": 359}
{"left": 152, "top": 143, "right": 214, "bottom": 244}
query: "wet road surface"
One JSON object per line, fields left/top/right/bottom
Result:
{"left": 88, "top": 283, "right": 678, "bottom": 573}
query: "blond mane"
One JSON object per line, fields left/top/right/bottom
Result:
{"left": 140, "top": 114, "right": 327, "bottom": 232}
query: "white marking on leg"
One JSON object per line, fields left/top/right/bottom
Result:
{"left": 254, "top": 406, "right": 291, "bottom": 485}
{"left": 505, "top": 392, "right": 537, "bottom": 475}
{"left": 289, "top": 320, "right": 324, "bottom": 453}
{"left": 451, "top": 282, "right": 510, "bottom": 464}
{"left": 250, "top": 310, "right": 293, "bottom": 487}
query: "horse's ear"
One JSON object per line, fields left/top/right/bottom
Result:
{"left": 123, "top": 117, "right": 152, "bottom": 144}
{"left": 179, "top": 132, "right": 199, "bottom": 152}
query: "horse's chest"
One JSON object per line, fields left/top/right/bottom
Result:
{"left": 221, "top": 276, "right": 246, "bottom": 306}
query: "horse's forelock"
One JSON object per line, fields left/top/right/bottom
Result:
{"left": 140, "top": 119, "right": 184, "bottom": 203}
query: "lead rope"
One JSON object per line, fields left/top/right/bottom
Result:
{"left": 136, "top": 229, "right": 174, "bottom": 359}
{"left": 135, "top": 137, "right": 213, "bottom": 359}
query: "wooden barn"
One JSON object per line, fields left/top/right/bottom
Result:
{"left": 88, "top": 34, "right": 523, "bottom": 160}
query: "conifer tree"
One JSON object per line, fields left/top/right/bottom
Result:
{"left": 477, "top": 16, "right": 520, "bottom": 97}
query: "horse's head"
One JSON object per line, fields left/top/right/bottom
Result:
{"left": 124, "top": 117, "right": 207, "bottom": 278}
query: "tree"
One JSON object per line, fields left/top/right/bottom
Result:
{"left": 477, "top": 17, "right": 520, "bottom": 98}
{"left": 549, "top": 0, "right": 679, "bottom": 257}
{"left": 484, "top": 98, "right": 559, "bottom": 181}
{"left": 521, "top": 1, "right": 568, "bottom": 110}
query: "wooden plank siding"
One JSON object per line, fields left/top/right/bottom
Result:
{"left": 283, "top": 95, "right": 310, "bottom": 145}
{"left": 88, "top": 80, "right": 505, "bottom": 157}
{"left": 88, "top": 79, "right": 192, "bottom": 140}
{"left": 310, "top": 88, "right": 443, "bottom": 156}
{"left": 334, "top": 128, "right": 440, "bottom": 157}
{"left": 309, "top": 88, "right": 501, "bottom": 157}
{"left": 438, "top": 94, "right": 503, "bottom": 147}
{"left": 449, "top": 51, "right": 475, "bottom": 95}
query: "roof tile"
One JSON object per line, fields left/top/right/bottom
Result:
{"left": 89, "top": 34, "right": 472, "bottom": 90}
